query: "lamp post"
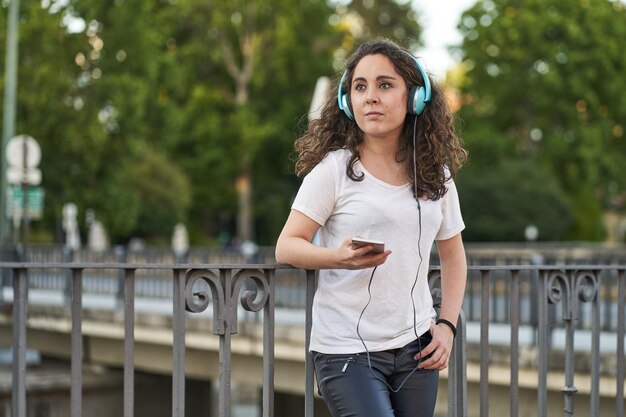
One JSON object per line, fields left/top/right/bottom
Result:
{"left": 1, "top": 0, "right": 21, "bottom": 245}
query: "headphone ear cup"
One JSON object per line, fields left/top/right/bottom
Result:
{"left": 341, "top": 94, "right": 355, "bottom": 120}
{"left": 408, "top": 85, "right": 427, "bottom": 116}
{"left": 337, "top": 69, "right": 355, "bottom": 120}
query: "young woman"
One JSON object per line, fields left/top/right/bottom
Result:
{"left": 275, "top": 38, "right": 468, "bottom": 417}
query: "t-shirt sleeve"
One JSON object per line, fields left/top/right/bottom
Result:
{"left": 435, "top": 178, "right": 465, "bottom": 240}
{"left": 291, "top": 155, "right": 337, "bottom": 226}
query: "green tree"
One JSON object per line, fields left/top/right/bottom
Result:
{"left": 155, "top": 0, "right": 340, "bottom": 245}
{"left": 0, "top": 0, "right": 192, "bottom": 243}
{"left": 67, "top": 0, "right": 191, "bottom": 241}
{"left": 457, "top": 0, "right": 626, "bottom": 240}
{"left": 1, "top": 0, "right": 426, "bottom": 246}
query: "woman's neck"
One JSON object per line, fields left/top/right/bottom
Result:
{"left": 358, "top": 139, "right": 408, "bottom": 185}
{"left": 359, "top": 136, "right": 399, "bottom": 160}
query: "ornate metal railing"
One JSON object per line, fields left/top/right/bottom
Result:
{"left": 0, "top": 262, "right": 467, "bottom": 417}
{"left": 466, "top": 266, "right": 625, "bottom": 417}
{"left": 2, "top": 262, "right": 625, "bottom": 416}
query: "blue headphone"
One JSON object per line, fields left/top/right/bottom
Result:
{"left": 337, "top": 51, "right": 432, "bottom": 120}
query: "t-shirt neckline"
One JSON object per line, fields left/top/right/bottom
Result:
{"left": 356, "top": 161, "right": 411, "bottom": 190}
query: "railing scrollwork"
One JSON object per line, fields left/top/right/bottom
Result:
{"left": 184, "top": 269, "right": 225, "bottom": 334}
{"left": 545, "top": 269, "right": 599, "bottom": 321}
{"left": 574, "top": 270, "right": 599, "bottom": 304}
{"left": 184, "top": 268, "right": 270, "bottom": 335}
{"left": 231, "top": 268, "right": 270, "bottom": 334}
{"left": 546, "top": 271, "right": 572, "bottom": 320}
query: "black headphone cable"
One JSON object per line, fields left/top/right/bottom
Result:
{"left": 354, "top": 116, "right": 425, "bottom": 393}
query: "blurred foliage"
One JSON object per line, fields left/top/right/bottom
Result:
{"left": 0, "top": 0, "right": 423, "bottom": 245}
{"left": 332, "top": 0, "right": 423, "bottom": 53}
{"left": 457, "top": 158, "right": 573, "bottom": 242}
{"left": 457, "top": 0, "right": 626, "bottom": 240}
{"left": 1, "top": 0, "right": 622, "bottom": 245}
{"left": 126, "top": 145, "right": 191, "bottom": 239}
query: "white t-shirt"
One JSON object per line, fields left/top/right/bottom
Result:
{"left": 292, "top": 149, "right": 465, "bottom": 353}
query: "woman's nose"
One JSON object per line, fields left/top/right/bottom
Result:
{"left": 365, "top": 93, "right": 379, "bottom": 104}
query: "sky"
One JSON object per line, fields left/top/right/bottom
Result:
{"left": 412, "top": 0, "right": 477, "bottom": 81}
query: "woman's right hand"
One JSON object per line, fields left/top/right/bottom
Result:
{"left": 337, "top": 238, "right": 391, "bottom": 269}
{"left": 276, "top": 210, "right": 391, "bottom": 270}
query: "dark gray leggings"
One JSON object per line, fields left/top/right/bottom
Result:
{"left": 313, "top": 335, "right": 438, "bottom": 417}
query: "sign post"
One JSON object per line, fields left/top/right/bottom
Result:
{"left": 0, "top": 0, "right": 21, "bottom": 245}
{"left": 5, "top": 134, "right": 43, "bottom": 244}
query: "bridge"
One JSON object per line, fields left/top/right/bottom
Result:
{"left": 0, "top": 244, "right": 625, "bottom": 417}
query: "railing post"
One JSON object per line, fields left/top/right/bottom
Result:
{"left": 529, "top": 265, "right": 540, "bottom": 345}
{"left": 537, "top": 270, "right": 549, "bottom": 417}
{"left": 448, "top": 310, "right": 467, "bottom": 417}
{"left": 70, "top": 268, "right": 83, "bottom": 417}
{"left": 219, "top": 268, "right": 232, "bottom": 417}
{"left": 479, "top": 269, "right": 490, "bottom": 417}
{"left": 262, "top": 269, "right": 275, "bottom": 417}
{"left": 560, "top": 270, "right": 577, "bottom": 417}
{"left": 12, "top": 267, "right": 27, "bottom": 417}
{"left": 589, "top": 270, "right": 600, "bottom": 417}
{"left": 304, "top": 269, "right": 316, "bottom": 417}
{"left": 172, "top": 268, "right": 186, "bottom": 417}
{"left": 509, "top": 270, "right": 520, "bottom": 417}
{"left": 617, "top": 268, "right": 625, "bottom": 417}
{"left": 123, "top": 268, "right": 135, "bottom": 417}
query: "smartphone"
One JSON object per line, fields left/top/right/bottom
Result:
{"left": 351, "top": 237, "right": 385, "bottom": 254}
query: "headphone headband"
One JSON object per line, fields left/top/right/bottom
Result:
{"left": 337, "top": 50, "right": 432, "bottom": 120}
{"left": 405, "top": 51, "right": 431, "bottom": 102}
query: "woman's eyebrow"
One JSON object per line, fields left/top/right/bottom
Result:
{"left": 352, "top": 74, "right": 398, "bottom": 84}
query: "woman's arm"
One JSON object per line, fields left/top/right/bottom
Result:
{"left": 275, "top": 209, "right": 391, "bottom": 270}
{"left": 436, "top": 233, "right": 467, "bottom": 329}
{"left": 415, "top": 232, "right": 467, "bottom": 370}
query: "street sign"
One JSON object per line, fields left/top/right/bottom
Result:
{"left": 6, "top": 185, "right": 45, "bottom": 219}
{"left": 5, "top": 135, "right": 42, "bottom": 185}
{"left": 6, "top": 134, "right": 41, "bottom": 168}
{"left": 7, "top": 166, "right": 42, "bottom": 185}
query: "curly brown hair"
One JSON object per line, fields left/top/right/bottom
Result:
{"left": 294, "top": 38, "right": 467, "bottom": 200}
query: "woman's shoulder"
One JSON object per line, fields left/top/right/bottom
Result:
{"left": 305, "top": 149, "right": 348, "bottom": 180}
{"left": 319, "top": 148, "right": 351, "bottom": 167}
{"left": 328, "top": 148, "right": 351, "bottom": 160}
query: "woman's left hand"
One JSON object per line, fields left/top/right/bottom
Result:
{"left": 413, "top": 321, "right": 455, "bottom": 371}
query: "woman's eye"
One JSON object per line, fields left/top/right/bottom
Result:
{"left": 380, "top": 82, "right": 391, "bottom": 89}
{"left": 355, "top": 84, "right": 366, "bottom": 91}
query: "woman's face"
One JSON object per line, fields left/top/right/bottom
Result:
{"left": 350, "top": 53, "right": 408, "bottom": 142}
